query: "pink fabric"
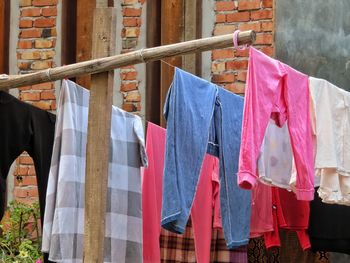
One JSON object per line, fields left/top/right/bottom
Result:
{"left": 250, "top": 181, "right": 273, "bottom": 237}
{"left": 264, "top": 187, "right": 310, "bottom": 251}
{"left": 238, "top": 47, "right": 315, "bottom": 201}
{"left": 142, "top": 122, "right": 220, "bottom": 263}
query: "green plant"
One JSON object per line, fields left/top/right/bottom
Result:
{"left": 0, "top": 201, "right": 42, "bottom": 263}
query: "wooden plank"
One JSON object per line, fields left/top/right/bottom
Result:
{"left": 183, "top": 0, "right": 197, "bottom": 74}
{"left": 76, "top": 0, "right": 96, "bottom": 88}
{"left": 160, "top": 0, "right": 184, "bottom": 127}
{"left": 83, "top": 7, "right": 116, "bottom": 263}
{"left": 145, "top": 0, "right": 161, "bottom": 125}
{"left": 0, "top": 31, "right": 256, "bottom": 90}
{"left": 61, "top": 0, "right": 77, "bottom": 67}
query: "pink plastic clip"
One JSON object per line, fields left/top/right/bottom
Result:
{"left": 233, "top": 30, "right": 248, "bottom": 50}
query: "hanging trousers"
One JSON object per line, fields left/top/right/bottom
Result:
{"left": 161, "top": 68, "right": 251, "bottom": 249}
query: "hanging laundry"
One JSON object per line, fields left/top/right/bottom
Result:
{"left": 263, "top": 187, "right": 310, "bottom": 251}
{"left": 0, "top": 91, "right": 55, "bottom": 222}
{"left": 142, "top": 122, "right": 220, "bottom": 263}
{"left": 257, "top": 120, "right": 294, "bottom": 190}
{"left": 309, "top": 188, "right": 350, "bottom": 254}
{"left": 143, "top": 122, "right": 247, "bottom": 262}
{"left": 238, "top": 47, "right": 314, "bottom": 201}
{"left": 309, "top": 77, "right": 350, "bottom": 204}
{"left": 161, "top": 68, "right": 251, "bottom": 249}
{"left": 42, "top": 80, "right": 147, "bottom": 263}
{"left": 0, "top": 91, "right": 56, "bottom": 263}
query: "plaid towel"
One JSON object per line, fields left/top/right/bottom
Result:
{"left": 42, "top": 80, "right": 147, "bottom": 263}
{"left": 160, "top": 219, "right": 248, "bottom": 263}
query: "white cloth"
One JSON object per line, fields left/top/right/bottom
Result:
{"left": 310, "top": 77, "right": 350, "bottom": 205}
{"left": 42, "top": 80, "right": 147, "bottom": 262}
{"left": 258, "top": 119, "right": 294, "bottom": 190}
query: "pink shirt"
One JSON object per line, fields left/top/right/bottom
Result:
{"left": 142, "top": 122, "right": 220, "bottom": 263}
{"left": 238, "top": 47, "right": 315, "bottom": 201}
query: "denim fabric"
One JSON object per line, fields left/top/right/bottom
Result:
{"left": 161, "top": 68, "right": 251, "bottom": 249}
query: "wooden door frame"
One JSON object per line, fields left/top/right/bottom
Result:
{"left": 0, "top": 0, "right": 10, "bottom": 74}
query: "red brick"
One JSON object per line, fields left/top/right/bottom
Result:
{"left": 32, "top": 101, "right": 52, "bottom": 110}
{"left": 121, "top": 82, "right": 138, "bottom": 92}
{"left": 19, "top": 19, "right": 33, "bottom": 28}
{"left": 212, "top": 74, "right": 235, "bottom": 83}
{"left": 21, "top": 7, "right": 41, "bottom": 17}
{"left": 122, "top": 103, "right": 137, "bottom": 112}
{"left": 235, "top": 48, "right": 249, "bottom": 57}
{"left": 216, "top": 14, "right": 226, "bottom": 23}
{"left": 27, "top": 188, "right": 39, "bottom": 197}
{"left": 260, "top": 46, "right": 274, "bottom": 57}
{"left": 261, "top": 21, "right": 273, "bottom": 31}
{"left": 255, "top": 33, "right": 273, "bottom": 44}
{"left": 20, "top": 92, "right": 41, "bottom": 101}
{"left": 42, "top": 6, "right": 57, "bottom": 16}
{"left": 211, "top": 62, "right": 226, "bottom": 73}
{"left": 121, "top": 71, "right": 137, "bottom": 80}
{"left": 32, "top": 82, "right": 53, "bottom": 90}
{"left": 20, "top": 28, "right": 42, "bottom": 38}
{"left": 225, "top": 83, "right": 246, "bottom": 94}
{"left": 215, "top": 1, "right": 235, "bottom": 11}
{"left": 16, "top": 166, "right": 29, "bottom": 176}
{"left": 212, "top": 49, "right": 235, "bottom": 60}
{"left": 123, "top": 8, "right": 142, "bottom": 17}
{"left": 35, "top": 39, "right": 53, "bottom": 48}
{"left": 51, "top": 100, "right": 56, "bottom": 110}
{"left": 34, "top": 18, "right": 56, "bottom": 27}
{"left": 14, "top": 188, "right": 28, "bottom": 198}
{"left": 28, "top": 166, "right": 36, "bottom": 175}
{"left": 32, "top": 0, "right": 57, "bottom": 6}
{"left": 123, "top": 18, "right": 141, "bottom": 27}
{"left": 237, "top": 71, "right": 247, "bottom": 82}
{"left": 251, "top": 10, "right": 273, "bottom": 20}
{"left": 226, "top": 60, "right": 248, "bottom": 70}
{"left": 40, "top": 90, "right": 56, "bottom": 100}
{"left": 19, "top": 156, "right": 34, "bottom": 165}
{"left": 19, "top": 51, "right": 41, "bottom": 59}
{"left": 125, "top": 92, "right": 141, "bottom": 102}
{"left": 31, "top": 60, "right": 52, "bottom": 69}
{"left": 262, "top": 0, "right": 273, "bottom": 8}
{"left": 18, "top": 40, "right": 33, "bottom": 49}
{"left": 15, "top": 176, "right": 37, "bottom": 187}
{"left": 18, "top": 62, "right": 31, "bottom": 70}
{"left": 20, "top": 0, "right": 32, "bottom": 7}
{"left": 226, "top": 12, "right": 250, "bottom": 22}
{"left": 238, "top": 0, "right": 261, "bottom": 10}
{"left": 18, "top": 86, "right": 32, "bottom": 91}
{"left": 213, "top": 24, "right": 236, "bottom": 36}
{"left": 238, "top": 22, "right": 261, "bottom": 32}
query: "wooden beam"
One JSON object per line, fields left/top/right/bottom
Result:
{"left": 76, "top": 0, "right": 96, "bottom": 88}
{"left": 160, "top": 0, "right": 184, "bottom": 127}
{"left": 145, "top": 0, "right": 161, "bottom": 125}
{"left": 0, "top": 0, "right": 4, "bottom": 74}
{"left": 183, "top": 0, "right": 197, "bottom": 74}
{"left": 0, "top": 31, "right": 256, "bottom": 90}
{"left": 83, "top": 7, "right": 116, "bottom": 263}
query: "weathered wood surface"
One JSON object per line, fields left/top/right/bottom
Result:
{"left": 83, "top": 7, "right": 115, "bottom": 263}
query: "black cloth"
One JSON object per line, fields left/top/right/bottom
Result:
{"left": 309, "top": 187, "right": 350, "bottom": 254}
{"left": 0, "top": 91, "right": 56, "bottom": 262}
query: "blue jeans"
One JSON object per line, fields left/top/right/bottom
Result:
{"left": 161, "top": 68, "right": 251, "bottom": 249}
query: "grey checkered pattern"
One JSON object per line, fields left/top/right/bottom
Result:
{"left": 42, "top": 79, "right": 147, "bottom": 263}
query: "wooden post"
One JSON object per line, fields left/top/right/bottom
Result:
{"left": 83, "top": 7, "right": 116, "bottom": 263}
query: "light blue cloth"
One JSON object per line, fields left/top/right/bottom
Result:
{"left": 161, "top": 68, "right": 251, "bottom": 249}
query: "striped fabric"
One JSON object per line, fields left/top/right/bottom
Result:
{"left": 42, "top": 79, "right": 147, "bottom": 263}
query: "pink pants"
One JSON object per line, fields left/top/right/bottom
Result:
{"left": 238, "top": 47, "right": 314, "bottom": 201}
{"left": 142, "top": 122, "right": 221, "bottom": 263}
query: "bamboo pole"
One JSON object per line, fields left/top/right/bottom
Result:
{"left": 0, "top": 30, "right": 256, "bottom": 90}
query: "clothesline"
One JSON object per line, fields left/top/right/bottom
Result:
{"left": 0, "top": 30, "right": 256, "bottom": 90}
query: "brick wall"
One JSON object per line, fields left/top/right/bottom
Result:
{"left": 120, "top": 0, "right": 144, "bottom": 113}
{"left": 13, "top": 0, "right": 57, "bottom": 204}
{"left": 212, "top": 0, "right": 274, "bottom": 94}
{"left": 10, "top": 0, "right": 274, "bottom": 203}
